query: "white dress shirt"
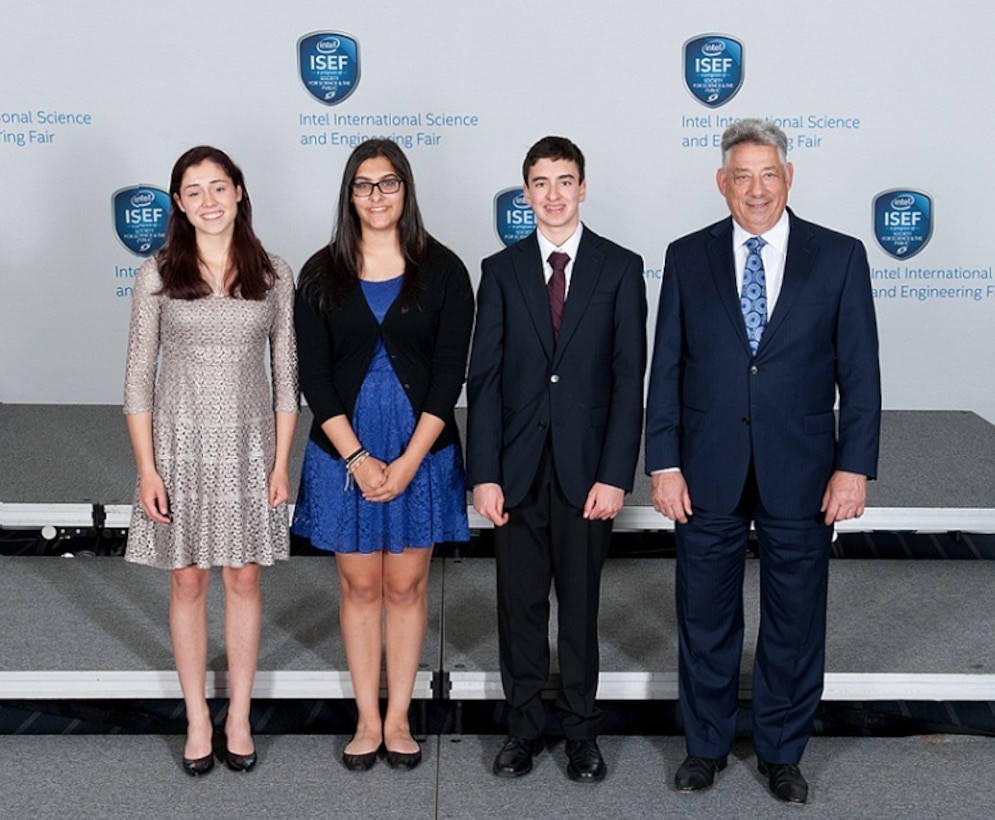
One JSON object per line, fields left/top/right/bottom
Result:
{"left": 731, "top": 210, "right": 790, "bottom": 315}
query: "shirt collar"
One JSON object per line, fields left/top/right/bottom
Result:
{"left": 536, "top": 223, "right": 584, "bottom": 265}
{"left": 731, "top": 209, "right": 790, "bottom": 255}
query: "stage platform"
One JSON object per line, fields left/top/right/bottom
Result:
{"left": 1, "top": 555, "right": 993, "bottom": 703}
{"left": 1, "top": 405, "right": 994, "bottom": 706}
{"left": 1, "top": 405, "right": 994, "bottom": 533}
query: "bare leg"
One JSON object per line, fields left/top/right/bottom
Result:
{"left": 336, "top": 552, "right": 386, "bottom": 755}
{"left": 221, "top": 563, "right": 261, "bottom": 755}
{"left": 382, "top": 547, "right": 433, "bottom": 753}
{"left": 170, "top": 566, "right": 212, "bottom": 759}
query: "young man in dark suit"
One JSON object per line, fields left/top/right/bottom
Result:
{"left": 467, "top": 136, "right": 646, "bottom": 783}
{"left": 645, "top": 119, "right": 881, "bottom": 803}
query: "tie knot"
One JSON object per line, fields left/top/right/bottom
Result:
{"left": 746, "top": 236, "right": 766, "bottom": 253}
{"left": 548, "top": 251, "right": 570, "bottom": 272}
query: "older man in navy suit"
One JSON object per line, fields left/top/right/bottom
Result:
{"left": 645, "top": 119, "right": 881, "bottom": 804}
{"left": 468, "top": 136, "right": 646, "bottom": 783}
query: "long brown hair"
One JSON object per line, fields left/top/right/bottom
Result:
{"left": 156, "top": 145, "right": 275, "bottom": 300}
{"left": 300, "top": 139, "right": 428, "bottom": 310}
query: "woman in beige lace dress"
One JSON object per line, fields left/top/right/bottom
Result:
{"left": 123, "top": 146, "right": 298, "bottom": 776}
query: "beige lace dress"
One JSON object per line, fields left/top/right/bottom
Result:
{"left": 123, "top": 256, "right": 299, "bottom": 569}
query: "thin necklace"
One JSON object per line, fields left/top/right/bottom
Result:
{"left": 201, "top": 262, "right": 228, "bottom": 296}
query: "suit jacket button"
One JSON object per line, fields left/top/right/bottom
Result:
{"left": 750, "top": 365, "right": 759, "bottom": 375}
{"left": 742, "top": 416, "right": 750, "bottom": 425}
{"left": 550, "top": 374, "right": 559, "bottom": 383}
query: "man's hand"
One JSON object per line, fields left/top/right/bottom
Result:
{"left": 820, "top": 470, "right": 867, "bottom": 525}
{"left": 473, "top": 482, "right": 509, "bottom": 527}
{"left": 651, "top": 470, "right": 692, "bottom": 523}
{"left": 583, "top": 482, "right": 625, "bottom": 520}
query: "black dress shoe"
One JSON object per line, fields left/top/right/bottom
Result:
{"left": 384, "top": 744, "right": 422, "bottom": 771}
{"left": 224, "top": 746, "right": 258, "bottom": 773}
{"left": 758, "top": 761, "right": 808, "bottom": 804}
{"left": 565, "top": 739, "right": 606, "bottom": 783}
{"left": 675, "top": 754, "right": 727, "bottom": 791}
{"left": 492, "top": 735, "right": 544, "bottom": 777}
{"left": 182, "top": 753, "right": 215, "bottom": 777}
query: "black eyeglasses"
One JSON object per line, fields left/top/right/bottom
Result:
{"left": 350, "top": 177, "right": 404, "bottom": 197}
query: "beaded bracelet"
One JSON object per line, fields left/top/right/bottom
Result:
{"left": 344, "top": 448, "right": 370, "bottom": 490}
{"left": 345, "top": 447, "right": 369, "bottom": 469}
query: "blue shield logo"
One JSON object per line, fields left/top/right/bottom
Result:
{"left": 684, "top": 35, "right": 744, "bottom": 108}
{"left": 298, "top": 31, "right": 360, "bottom": 105}
{"left": 113, "top": 186, "right": 170, "bottom": 256}
{"left": 494, "top": 188, "right": 536, "bottom": 247}
{"left": 873, "top": 190, "right": 933, "bottom": 259}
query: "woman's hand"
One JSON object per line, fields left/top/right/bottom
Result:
{"left": 363, "top": 452, "right": 419, "bottom": 503}
{"left": 268, "top": 465, "right": 291, "bottom": 508}
{"left": 351, "top": 455, "right": 387, "bottom": 495}
{"left": 139, "top": 470, "right": 171, "bottom": 523}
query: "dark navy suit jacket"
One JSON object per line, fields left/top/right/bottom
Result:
{"left": 467, "top": 228, "right": 647, "bottom": 510}
{"left": 645, "top": 211, "right": 881, "bottom": 518}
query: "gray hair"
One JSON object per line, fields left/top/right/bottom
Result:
{"left": 721, "top": 119, "right": 788, "bottom": 168}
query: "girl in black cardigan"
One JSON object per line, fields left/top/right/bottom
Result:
{"left": 292, "top": 139, "right": 473, "bottom": 772}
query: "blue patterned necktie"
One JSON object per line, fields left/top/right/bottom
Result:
{"left": 741, "top": 236, "right": 767, "bottom": 355}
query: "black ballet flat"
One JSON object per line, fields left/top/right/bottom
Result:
{"left": 224, "top": 745, "right": 258, "bottom": 773}
{"left": 342, "top": 744, "right": 381, "bottom": 772}
{"left": 384, "top": 744, "right": 422, "bottom": 771}
{"left": 182, "top": 753, "right": 215, "bottom": 777}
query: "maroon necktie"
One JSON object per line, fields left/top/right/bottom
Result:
{"left": 547, "top": 251, "right": 569, "bottom": 341}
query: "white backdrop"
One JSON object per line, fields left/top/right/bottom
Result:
{"left": 2, "top": 1, "right": 992, "bottom": 420}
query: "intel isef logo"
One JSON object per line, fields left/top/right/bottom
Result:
{"left": 113, "top": 186, "right": 170, "bottom": 256}
{"left": 684, "top": 35, "right": 743, "bottom": 108}
{"left": 494, "top": 188, "right": 536, "bottom": 247}
{"left": 873, "top": 190, "right": 933, "bottom": 259}
{"left": 298, "top": 31, "right": 360, "bottom": 105}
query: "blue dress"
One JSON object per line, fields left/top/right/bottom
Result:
{"left": 292, "top": 276, "right": 470, "bottom": 553}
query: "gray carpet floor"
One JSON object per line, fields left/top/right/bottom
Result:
{"left": 2, "top": 734, "right": 992, "bottom": 819}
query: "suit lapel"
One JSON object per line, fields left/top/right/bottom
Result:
{"left": 510, "top": 233, "right": 555, "bottom": 359}
{"left": 553, "top": 228, "right": 604, "bottom": 361}
{"left": 705, "top": 218, "right": 752, "bottom": 355}
{"left": 759, "top": 211, "right": 816, "bottom": 352}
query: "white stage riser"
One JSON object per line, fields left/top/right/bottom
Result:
{"left": 2, "top": 671, "right": 992, "bottom": 702}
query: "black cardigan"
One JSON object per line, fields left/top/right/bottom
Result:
{"left": 295, "top": 239, "right": 475, "bottom": 458}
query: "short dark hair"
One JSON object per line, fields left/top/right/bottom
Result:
{"left": 522, "top": 136, "right": 585, "bottom": 184}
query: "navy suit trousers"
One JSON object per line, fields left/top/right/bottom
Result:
{"left": 676, "top": 466, "right": 831, "bottom": 764}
